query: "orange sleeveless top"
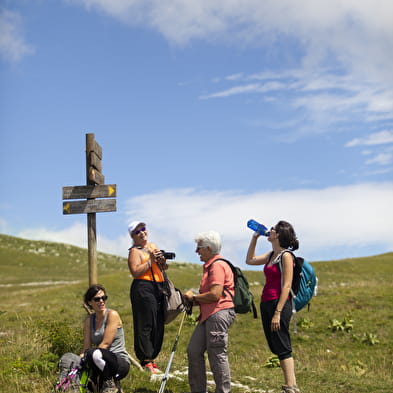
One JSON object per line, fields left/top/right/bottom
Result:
{"left": 135, "top": 249, "right": 165, "bottom": 282}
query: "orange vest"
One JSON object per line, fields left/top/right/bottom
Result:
{"left": 135, "top": 250, "right": 165, "bottom": 282}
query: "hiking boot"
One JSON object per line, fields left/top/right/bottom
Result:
{"left": 281, "top": 385, "right": 301, "bottom": 393}
{"left": 100, "top": 379, "right": 118, "bottom": 393}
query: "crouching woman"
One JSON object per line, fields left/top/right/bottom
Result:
{"left": 82, "top": 284, "right": 130, "bottom": 393}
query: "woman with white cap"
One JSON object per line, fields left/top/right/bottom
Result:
{"left": 127, "top": 221, "right": 168, "bottom": 374}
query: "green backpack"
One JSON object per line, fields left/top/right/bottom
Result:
{"left": 212, "top": 258, "right": 257, "bottom": 318}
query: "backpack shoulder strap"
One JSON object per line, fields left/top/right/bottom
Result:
{"left": 278, "top": 249, "right": 296, "bottom": 309}
{"left": 209, "top": 258, "right": 236, "bottom": 300}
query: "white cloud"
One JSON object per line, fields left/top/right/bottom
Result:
{"left": 346, "top": 130, "right": 393, "bottom": 147}
{"left": 16, "top": 222, "right": 131, "bottom": 258}
{"left": 0, "top": 9, "right": 34, "bottom": 62}
{"left": 18, "top": 222, "right": 88, "bottom": 248}
{"left": 8, "top": 183, "right": 393, "bottom": 268}
{"left": 123, "top": 183, "right": 393, "bottom": 265}
{"left": 67, "top": 0, "right": 393, "bottom": 142}
{"left": 70, "top": 0, "right": 393, "bottom": 84}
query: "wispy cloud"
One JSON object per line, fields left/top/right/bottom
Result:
{"left": 200, "top": 81, "right": 287, "bottom": 99}
{"left": 365, "top": 152, "right": 393, "bottom": 166}
{"left": 346, "top": 131, "right": 393, "bottom": 168}
{"left": 69, "top": 1, "right": 393, "bottom": 145}
{"left": 0, "top": 9, "right": 34, "bottom": 62}
{"left": 345, "top": 130, "right": 393, "bottom": 147}
{"left": 200, "top": 68, "right": 393, "bottom": 143}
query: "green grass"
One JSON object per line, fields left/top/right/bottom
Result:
{"left": 1, "top": 234, "right": 392, "bottom": 392}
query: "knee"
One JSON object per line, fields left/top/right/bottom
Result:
{"left": 187, "top": 343, "right": 204, "bottom": 360}
{"left": 278, "top": 352, "right": 292, "bottom": 361}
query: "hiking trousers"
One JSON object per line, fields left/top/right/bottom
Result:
{"left": 130, "top": 279, "right": 165, "bottom": 362}
{"left": 187, "top": 308, "right": 236, "bottom": 393}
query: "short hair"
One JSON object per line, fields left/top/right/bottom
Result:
{"left": 275, "top": 220, "right": 299, "bottom": 251}
{"left": 84, "top": 284, "right": 106, "bottom": 309}
{"left": 194, "top": 231, "right": 222, "bottom": 254}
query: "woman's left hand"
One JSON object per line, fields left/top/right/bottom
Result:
{"left": 271, "top": 313, "right": 281, "bottom": 332}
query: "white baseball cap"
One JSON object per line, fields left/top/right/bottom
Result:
{"left": 128, "top": 221, "right": 146, "bottom": 236}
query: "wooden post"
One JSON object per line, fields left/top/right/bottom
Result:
{"left": 86, "top": 133, "right": 97, "bottom": 286}
{"left": 87, "top": 213, "right": 97, "bottom": 286}
{"left": 62, "top": 133, "right": 116, "bottom": 286}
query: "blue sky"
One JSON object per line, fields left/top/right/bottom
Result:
{"left": 1, "top": 0, "right": 393, "bottom": 270}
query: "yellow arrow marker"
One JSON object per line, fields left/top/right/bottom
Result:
{"left": 108, "top": 185, "right": 115, "bottom": 196}
{"left": 63, "top": 203, "right": 71, "bottom": 214}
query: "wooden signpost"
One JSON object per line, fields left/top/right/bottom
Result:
{"left": 62, "top": 133, "right": 117, "bottom": 285}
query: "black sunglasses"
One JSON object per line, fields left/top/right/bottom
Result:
{"left": 93, "top": 295, "right": 108, "bottom": 302}
{"left": 133, "top": 226, "right": 146, "bottom": 235}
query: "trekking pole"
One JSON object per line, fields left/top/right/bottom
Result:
{"left": 158, "top": 305, "right": 191, "bottom": 393}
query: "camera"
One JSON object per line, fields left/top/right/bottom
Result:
{"left": 160, "top": 250, "right": 176, "bottom": 260}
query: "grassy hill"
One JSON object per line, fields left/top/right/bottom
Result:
{"left": 0, "top": 234, "right": 392, "bottom": 393}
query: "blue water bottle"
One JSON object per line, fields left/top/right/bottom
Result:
{"left": 247, "top": 219, "right": 269, "bottom": 236}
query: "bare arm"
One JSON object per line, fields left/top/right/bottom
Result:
{"left": 271, "top": 252, "right": 293, "bottom": 331}
{"left": 184, "top": 284, "right": 223, "bottom": 304}
{"left": 128, "top": 247, "right": 152, "bottom": 278}
{"left": 98, "top": 310, "right": 122, "bottom": 350}
{"left": 246, "top": 234, "right": 270, "bottom": 265}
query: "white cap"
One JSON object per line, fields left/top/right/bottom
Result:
{"left": 128, "top": 221, "right": 145, "bottom": 236}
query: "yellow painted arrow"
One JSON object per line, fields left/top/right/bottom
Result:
{"left": 63, "top": 203, "right": 71, "bottom": 214}
{"left": 108, "top": 185, "right": 115, "bottom": 196}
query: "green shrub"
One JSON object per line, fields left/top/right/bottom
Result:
{"left": 40, "top": 320, "right": 83, "bottom": 356}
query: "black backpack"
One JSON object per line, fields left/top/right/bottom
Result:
{"left": 211, "top": 258, "right": 257, "bottom": 318}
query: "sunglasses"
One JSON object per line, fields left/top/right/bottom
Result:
{"left": 196, "top": 245, "right": 207, "bottom": 251}
{"left": 92, "top": 295, "right": 108, "bottom": 302}
{"left": 270, "top": 227, "right": 276, "bottom": 232}
{"left": 133, "top": 227, "right": 146, "bottom": 235}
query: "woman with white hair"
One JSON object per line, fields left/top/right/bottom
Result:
{"left": 127, "top": 221, "right": 168, "bottom": 374}
{"left": 183, "top": 230, "right": 236, "bottom": 393}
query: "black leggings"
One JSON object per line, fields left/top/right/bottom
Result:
{"left": 130, "top": 279, "right": 165, "bottom": 363}
{"left": 84, "top": 348, "right": 129, "bottom": 389}
{"left": 260, "top": 299, "right": 293, "bottom": 360}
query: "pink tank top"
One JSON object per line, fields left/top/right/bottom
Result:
{"left": 261, "top": 262, "right": 282, "bottom": 302}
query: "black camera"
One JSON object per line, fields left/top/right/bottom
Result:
{"left": 160, "top": 250, "right": 176, "bottom": 260}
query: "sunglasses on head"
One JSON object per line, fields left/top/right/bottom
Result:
{"left": 133, "top": 227, "right": 146, "bottom": 235}
{"left": 92, "top": 295, "right": 108, "bottom": 302}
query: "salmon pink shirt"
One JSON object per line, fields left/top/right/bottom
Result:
{"left": 199, "top": 254, "right": 235, "bottom": 323}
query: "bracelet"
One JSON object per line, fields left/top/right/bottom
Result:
{"left": 275, "top": 309, "right": 281, "bottom": 313}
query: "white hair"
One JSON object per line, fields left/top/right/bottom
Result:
{"left": 194, "top": 230, "right": 222, "bottom": 255}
